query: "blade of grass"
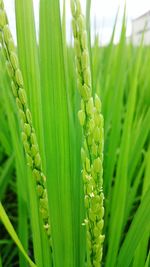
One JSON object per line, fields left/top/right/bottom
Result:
{"left": 133, "top": 146, "right": 150, "bottom": 267}
{"left": 0, "top": 203, "right": 36, "bottom": 267}
{"left": 128, "top": 108, "right": 150, "bottom": 182}
{"left": 106, "top": 32, "right": 143, "bottom": 267}
{"left": 39, "top": 0, "right": 75, "bottom": 266}
{"left": 117, "top": 186, "right": 150, "bottom": 267}
{"left": 62, "top": 2, "right": 86, "bottom": 265}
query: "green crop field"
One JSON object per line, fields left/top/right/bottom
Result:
{"left": 0, "top": 0, "right": 150, "bottom": 266}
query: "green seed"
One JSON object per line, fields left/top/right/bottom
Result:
{"left": 6, "top": 61, "right": 14, "bottom": 77}
{"left": 88, "top": 118, "right": 95, "bottom": 132}
{"left": 77, "top": 15, "right": 85, "bottom": 32}
{"left": 21, "top": 132, "right": 27, "bottom": 142}
{"left": 18, "top": 88, "right": 27, "bottom": 105}
{"left": 31, "top": 144, "right": 38, "bottom": 157}
{"left": 34, "top": 153, "right": 41, "bottom": 168}
{"left": 23, "top": 141, "right": 30, "bottom": 154}
{"left": 15, "top": 69, "right": 24, "bottom": 87}
{"left": 26, "top": 154, "right": 33, "bottom": 168}
{"left": 81, "top": 31, "right": 87, "bottom": 49}
{"left": 30, "top": 132, "right": 37, "bottom": 146}
{"left": 86, "top": 183, "right": 93, "bottom": 195}
{"left": 81, "top": 84, "right": 91, "bottom": 100}
{"left": 19, "top": 109, "right": 26, "bottom": 123}
{"left": 74, "top": 38, "right": 81, "bottom": 58}
{"left": 40, "top": 207, "right": 48, "bottom": 220}
{"left": 93, "top": 226, "right": 99, "bottom": 238}
{"left": 26, "top": 109, "right": 32, "bottom": 124}
{"left": 10, "top": 52, "right": 19, "bottom": 70}
{"left": 84, "top": 195, "right": 89, "bottom": 208}
{"left": 92, "top": 143, "right": 97, "bottom": 156}
{"left": 83, "top": 68, "right": 91, "bottom": 87}
{"left": 85, "top": 157, "right": 90, "bottom": 173}
{"left": 32, "top": 169, "right": 41, "bottom": 183}
{"left": 37, "top": 185, "right": 44, "bottom": 197}
{"left": 93, "top": 157, "right": 101, "bottom": 173}
{"left": 94, "top": 113, "right": 101, "bottom": 126}
{"left": 81, "top": 50, "right": 89, "bottom": 70}
{"left": 24, "top": 123, "right": 31, "bottom": 137}
{"left": 3, "top": 25, "right": 12, "bottom": 43}
{"left": 87, "top": 134, "right": 93, "bottom": 146}
{"left": 76, "top": 57, "right": 81, "bottom": 74}
{"left": 8, "top": 38, "right": 16, "bottom": 52}
{"left": 16, "top": 98, "right": 23, "bottom": 110}
{"left": 78, "top": 109, "right": 85, "bottom": 126}
{"left": 86, "top": 97, "right": 94, "bottom": 115}
{"left": 41, "top": 172, "right": 46, "bottom": 183}
{"left": 97, "top": 219, "right": 104, "bottom": 231}
{"left": 40, "top": 198, "right": 48, "bottom": 210}
{"left": 94, "top": 127, "right": 101, "bottom": 143}
{"left": 11, "top": 81, "right": 18, "bottom": 97}
{"left": 0, "top": 10, "right": 6, "bottom": 28}
{"left": 95, "top": 94, "right": 101, "bottom": 112}
{"left": 89, "top": 209, "right": 96, "bottom": 222}
{"left": 99, "top": 207, "right": 104, "bottom": 218}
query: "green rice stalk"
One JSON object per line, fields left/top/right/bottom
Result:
{"left": 0, "top": 0, "right": 51, "bottom": 244}
{"left": 71, "top": 1, "right": 105, "bottom": 266}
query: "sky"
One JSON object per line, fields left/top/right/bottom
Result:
{"left": 4, "top": 0, "right": 150, "bottom": 45}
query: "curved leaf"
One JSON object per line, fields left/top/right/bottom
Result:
{"left": 0, "top": 203, "right": 36, "bottom": 267}
{"left": 117, "top": 187, "right": 150, "bottom": 267}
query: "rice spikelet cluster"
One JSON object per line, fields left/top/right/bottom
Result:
{"left": 0, "top": 0, "right": 51, "bottom": 242}
{"left": 71, "top": 0, "right": 105, "bottom": 266}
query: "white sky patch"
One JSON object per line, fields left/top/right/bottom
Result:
{"left": 3, "top": 0, "right": 150, "bottom": 45}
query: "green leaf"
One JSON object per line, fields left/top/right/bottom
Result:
{"left": 117, "top": 186, "right": 150, "bottom": 267}
{"left": 0, "top": 203, "right": 36, "bottom": 267}
{"left": 106, "top": 27, "right": 143, "bottom": 267}
{"left": 39, "top": 0, "right": 76, "bottom": 266}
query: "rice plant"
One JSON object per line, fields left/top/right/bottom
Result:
{"left": 0, "top": 0, "right": 150, "bottom": 267}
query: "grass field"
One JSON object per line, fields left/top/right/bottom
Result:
{"left": 0, "top": 0, "right": 150, "bottom": 266}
